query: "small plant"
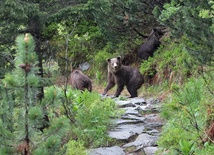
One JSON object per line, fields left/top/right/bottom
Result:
{"left": 65, "top": 140, "right": 86, "bottom": 155}
{"left": 179, "top": 139, "right": 194, "bottom": 155}
{"left": 95, "top": 70, "right": 103, "bottom": 84}
{"left": 195, "top": 142, "right": 214, "bottom": 155}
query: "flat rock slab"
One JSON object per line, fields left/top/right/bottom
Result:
{"left": 121, "top": 114, "right": 145, "bottom": 122}
{"left": 88, "top": 146, "right": 125, "bottom": 155}
{"left": 143, "top": 129, "right": 160, "bottom": 136}
{"left": 123, "top": 133, "right": 158, "bottom": 151}
{"left": 112, "top": 118, "right": 145, "bottom": 125}
{"left": 122, "top": 107, "right": 140, "bottom": 115}
{"left": 116, "top": 100, "right": 136, "bottom": 108}
{"left": 108, "top": 124, "right": 145, "bottom": 140}
{"left": 144, "top": 114, "right": 164, "bottom": 129}
{"left": 128, "top": 97, "right": 146, "bottom": 105}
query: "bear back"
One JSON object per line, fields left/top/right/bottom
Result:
{"left": 69, "top": 69, "right": 92, "bottom": 92}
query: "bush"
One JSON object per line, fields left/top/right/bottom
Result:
{"left": 158, "top": 73, "right": 214, "bottom": 154}
{"left": 65, "top": 140, "right": 86, "bottom": 155}
{"left": 195, "top": 143, "right": 214, "bottom": 155}
{"left": 36, "top": 86, "right": 119, "bottom": 152}
{"left": 140, "top": 37, "right": 198, "bottom": 85}
{"left": 70, "top": 90, "right": 118, "bottom": 147}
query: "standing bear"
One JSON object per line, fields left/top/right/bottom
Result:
{"left": 137, "top": 28, "right": 163, "bottom": 60}
{"left": 69, "top": 69, "right": 92, "bottom": 92}
{"left": 103, "top": 56, "right": 144, "bottom": 98}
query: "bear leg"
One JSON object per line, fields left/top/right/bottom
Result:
{"left": 114, "top": 85, "right": 124, "bottom": 97}
{"left": 127, "top": 86, "right": 138, "bottom": 98}
{"left": 103, "top": 81, "right": 115, "bottom": 95}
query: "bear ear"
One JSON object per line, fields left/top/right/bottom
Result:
{"left": 117, "top": 56, "right": 121, "bottom": 60}
{"left": 107, "top": 58, "right": 111, "bottom": 62}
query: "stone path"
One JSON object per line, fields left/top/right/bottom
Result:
{"left": 89, "top": 97, "right": 164, "bottom": 155}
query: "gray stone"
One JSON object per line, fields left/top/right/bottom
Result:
{"left": 143, "top": 129, "right": 159, "bottom": 135}
{"left": 116, "top": 100, "right": 136, "bottom": 108}
{"left": 144, "top": 147, "right": 158, "bottom": 155}
{"left": 146, "top": 98, "right": 160, "bottom": 105}
{"left": 121, "top": 114, "right": 145, "bottom": 122}
{"left": 144, "top": 122, "right": 164, "bottom": 129}
{"left": 123, "top": 133, "right": 158, "bottom": 151}
{"left": 128, "top": 97, "right": 146, "bottom": 105}
{"left": 108, "top": 124, "right": 145, "bottom": 140}
{"left": 139, "top": 105, "right": 161, "bottom": 114}
{"left": 88, "top": 146, "right": 125, "bottom": 155}
{"left": 122, "top": 107, "right": 141, "bottom": 115}
{"left": 134, "top": 105, "right": 150, "bottom": 111}
{"left": 112, "top": 118, "right": 145, "bottom": 126}
{"left": 79, "top": 62, "right": 90, "bottom": 71}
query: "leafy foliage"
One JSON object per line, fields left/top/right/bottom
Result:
{"left": 65, "top": 140, "right": 86, "bottom": 155}
{"left": 66, "top": 90, "right": 118, "bottom": 147}
{"left": 0, "top": 34, "right": 119, "bottom": 154}
{"left": 140, "top": 37, "right": 198, "bottom": 85}
{"left": 154, "top": 0, "right": 214, "bottom": 65}
{"left": 0, "top": 0, "right": 168, "bottom": 79}
{"left": 42, "top": 85, "right": 120, "bottom": 149}
{"left": 158, "top": 75, "right": 214, "bottom": 154}
{"left": 0, "top": 34, "right": 72, "bottom": 155}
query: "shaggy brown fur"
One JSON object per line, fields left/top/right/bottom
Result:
{"left": 69, "top": 69, "right": 92, "bottom": 92}
{"left": 103, "top": 56, "right": 144, "bottom": 98}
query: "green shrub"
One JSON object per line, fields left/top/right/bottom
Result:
{"left": 65, "top": 140, "right": 86, "bottom": 155}
{"left": 195, "top": 142, "right": 214, "bottom": 155}
{"left": 158, "top": 74, "right": 214, "bottom": 154}
{"left": 37, "top": 86, "right": 119, "bottom": 151}
{"left": 70, "top": 90, "right": 118, "bottom": 147}
{"left": 140, "top": 38, "right": 198, "bottom": 85}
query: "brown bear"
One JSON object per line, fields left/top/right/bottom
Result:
{"left": 69, "top": 69, "right": 92, "bottom": 92}
{"left": 103, "top": 56, "right": 144, "bottom": 98}
{"left": 137, "top": 28, "right": 164, "bottom": 60}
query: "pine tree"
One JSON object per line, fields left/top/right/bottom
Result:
{"left": 0, "top": 34, "right": 71, "bottom": 155}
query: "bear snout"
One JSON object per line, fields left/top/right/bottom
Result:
{"left": 112, "top": 62, "right": 119, "bottom": 68}
{"left": 112, "top": 66, "right": 119, "bottom": 71}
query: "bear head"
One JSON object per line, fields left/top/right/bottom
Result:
{"left": 107, "top": 56, "right": 122, "bottom": 73}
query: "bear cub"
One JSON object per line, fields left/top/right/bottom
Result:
{"left": 69, "top": 69, "right": 92, "bottom": 92}
{"left": 103, "top": 56, "right": 144, "bottom": 98}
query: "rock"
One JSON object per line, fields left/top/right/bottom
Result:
{"left": 121, "top": 114, "right": 145, "bottom": 122}
{"left": 88, "top": 146, "right": 125, "bottom": 155}
{"left": 112, "top": 118, "right": 145, "bottom": 126}
{"left": 146, "top": 98, "right": 160, "bottom": 105}
{"left": 108, "top": 124, "right": 145, "bottom": 141}
{"left": 128, "top": 97, "right": 146, "bottom": 105}
{"left": 123, "top": 133, "right": 158, "bottom": 152}
{"left": 116, "top": 100, "right": 136, "bottom": 108}
{"left": 79, "top": 62, "right": 90, "bottom": 71}
{"left": 122, "top": 107, "right": 141, "bottom": 116}
{"left": 144, "top": 114, "right": 164, "bottom": 129}
{"left": 144, "top": 147, "right": 158, "bottom": 155}
{"left": 90, "top": 96, "right": 164, "bottom": 155}
{"left": 143, "top": 129, "right": 160, "bottom": 136}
